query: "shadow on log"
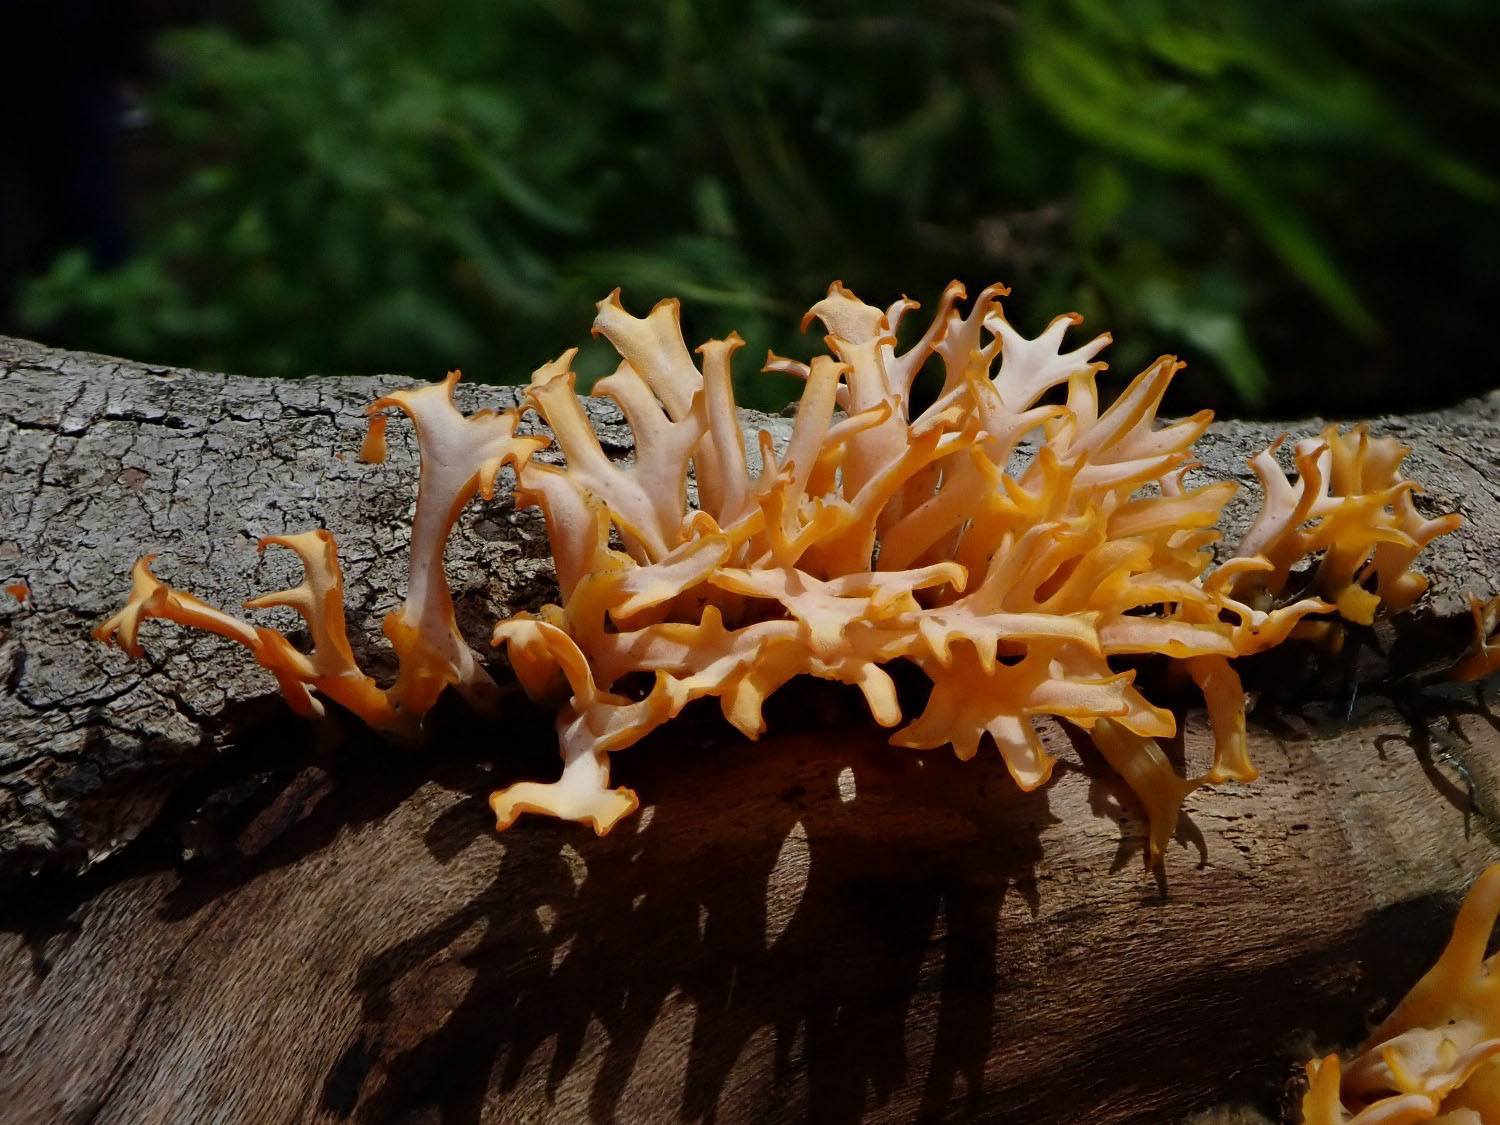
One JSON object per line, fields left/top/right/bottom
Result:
{"left": 6, "top": 677, "right": 1500, "bottom": 1124}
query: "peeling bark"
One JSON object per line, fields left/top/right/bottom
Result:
{"left": 2, "top": 334, "right": 1500, "bottom": 1124}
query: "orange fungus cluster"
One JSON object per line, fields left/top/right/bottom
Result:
{"left": 1303, "top": 865, "right": 1500, "bottom": 1124}
{"left": 94, "top": 282, "right": 1459, "bottom": 859}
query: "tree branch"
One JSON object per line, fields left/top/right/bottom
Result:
{"left": 2, "top": 334, "right": 1498, "bottom": 1123}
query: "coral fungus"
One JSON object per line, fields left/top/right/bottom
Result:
{"left": 95, "top": 282, "right": 1458, "bottom": 859}
{"left": 1453, "top": 594, "right": 1500, "bottom": 684}
{"left": 1302, "top": 865, "right": 1500, "bottom": 1124}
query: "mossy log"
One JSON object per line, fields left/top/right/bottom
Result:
{"left": 2, "top": 334, "right": 1500, "bottom": 1123}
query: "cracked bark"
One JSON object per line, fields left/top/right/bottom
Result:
{"left": 2, "top": 333, "right": 1500, "bottom": 1124}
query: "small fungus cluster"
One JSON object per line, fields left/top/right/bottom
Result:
{"left": 95, "top": 282, "right": 1459, "bottom": 860}
{"left": 1303, "top": 865, "right": 1500, "bottom": 1124}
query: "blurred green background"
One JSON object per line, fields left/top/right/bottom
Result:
{"left": 5, "top": 0, "right": 1499, "bottom": 416}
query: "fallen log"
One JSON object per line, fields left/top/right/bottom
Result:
{"left": 1, "top": 334, "right": 1499, "bottom": 1123}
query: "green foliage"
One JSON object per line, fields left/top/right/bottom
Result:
{"left": 16, "top": 0, "right": 1500, "bottom": 412}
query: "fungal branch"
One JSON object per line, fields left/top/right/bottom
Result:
{"left": 1302, "top": 865, "right": 1500, "bottom": 1124}
{"left": 96, "top": 282, "right": 1459, "bottom": 859}
{"left": 95, "top": 372, "right": 544, "bottom": 735}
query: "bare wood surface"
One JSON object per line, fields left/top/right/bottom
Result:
{"left": 2, "top": 334, "right": 1500, "bottom": 1123}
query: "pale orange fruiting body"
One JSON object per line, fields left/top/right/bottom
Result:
{"left": 1301, "top": 866, "right": 1500, "bottom": 1124}
{"left": 94, "top": 284, "right": 1458, "bottom": 857}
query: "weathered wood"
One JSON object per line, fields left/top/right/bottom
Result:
{"left": 2, "top": 334, "right": 1500, "bottom": 1123}
{"left": 5, "top": 692, "right": 1499, "bottom": 1125}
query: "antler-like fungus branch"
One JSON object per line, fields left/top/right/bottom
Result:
{"left": 1301, "top": 865, "right": 1500, "bottom": 1124}
{"left": 96, "top": 370, "right": 543, "bottom": 734}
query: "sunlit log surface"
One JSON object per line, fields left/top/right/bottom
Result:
{"left": 3, "top": 334, "right": 1500, "bottom": 1123}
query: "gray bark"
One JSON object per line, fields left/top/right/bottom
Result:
{"left": 2, "top": 334, "right": 1499, "bottom": 1124}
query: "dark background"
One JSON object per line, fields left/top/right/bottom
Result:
{"left": 2, "top": 0, "right": 1497, "bottom": 416}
